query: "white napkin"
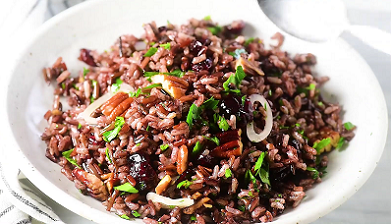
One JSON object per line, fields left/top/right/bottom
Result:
{"left": 0, "top": 1, "right": 82, "bottom": 223}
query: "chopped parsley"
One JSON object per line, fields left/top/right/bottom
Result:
{"left": 202, "top": 97, "right": 219, "bottom": 110}
{"left": 119, "top": 214, "right": 130, "bottom": 220}
{"left": 207, "top": 25, "right": 222, "bottom": 35}
{"left": 102, "top": 117, "right": 125, "bottom": 142}
{"left": 295, "top": 123, "right": 300, "bottom": 127}
{"left": 144, "top": 47, "right": 158, "bottom": 57}
{"left": 131, "top": 210, "right": 141, "bottom": 218}
{"left": 307, "top": 83, "right": 316, "bottom": 90}
{"left": 192, "top": 141, "right": 203, "bottom": 155}
{"left": 344, "top": 122, "right": 355, "bottom": 131}
{"left": 114, "top": 182, "right": 139, "bottom": 193}
{"left": 214, "top": 114, "right": 229, "bottom": 131}
{"left": 203, "top": 15, "right": 211, "bottom": 21}
{"left": 105, "top": 148, "right": 112, "bottom": 163}
{"left": 143, "top": 83, "right": 162, "bottom": 89}
{"left": 61, "top": 83, "right": 66, "bottom": 89}
{"left": 244, "top": 37, "right": 255, "bottom": 46}
{"left": 245, "top": 170, "right": 257, "bottom": 185}
{"left": 203, "top": 136, "right": 220, "bottom": 146}
{"left": 149, "top": 42, "right": 156, "bottom": 46}
{"left": 169, "top": 205, "right": 176, "bottom": 209}
{"left": 225, "top": 168, "right": 232, "bottom": 178}
{"left": 146, "top": 125, "right": 151, "bottom": 132}
{"left": 111, "top": 78, "right": 123, "bottom": 94}
{"left": 317, "top": 101, "right": 324, "bottom": 106}
{"left": 83, "top": 67, "right": 89, "bottom": 77}
{"left": 254, "top": 152, "right": 270, "bottom": 186}
{"left": 190, "top": 215, "right": 197, "bottom": 221}
{"left": 159, "top": 43, "right": 171, "bottom": 50}
{"left": 336, "top": 137, "right": 345, "bottom": 151}
{"left": 77, "top": 123, "right": 82, "bottom": 129}
{"left": 129, "top": 88, "right": 142, "bottom": 97}
{"left": 186, "top": 104, "right": 201, "bottom": 129}
{"left": 241, "top": 95, "right": 247, "bottom": 105}
{"left": 144, "top": 69, "right": 185, "bottom": 80}
{"left": 62, "top": 148, "right": 81, "bottom": 168}
{"left": 228, "top": 48, "right": 247, "bottom": 59}
{"left": 223, "top": 65, "right": 246, "bottom": 92}
{"left": 268, "top": 89, "right": 272, "bottom": 96}
{"left": 312, "top": 138, "right": 331, "bottom": 154}
{"left": 264, "top": 102, "right": 267, "bottom": 111}
{"left": 306, "top": 167, "right": 319, "bottom": 179}
{"left": 248, "top": 191, "right": 254, "bottom": 197}
{"left": 160, "top": 144, "right": 169, "bottom": 151}
{"left": 135, "top": 143, "right": 141, "bottom": 146}
{"left": 177, "top": 180, "right": 193, "bottom": 189}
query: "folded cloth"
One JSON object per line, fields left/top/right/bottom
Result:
{"left": 0, "top": 1, "right": 82, "bottom": 223}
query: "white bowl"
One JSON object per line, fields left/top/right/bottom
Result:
{"left": 1, "top": 0, "right": 388, "bottom": 223}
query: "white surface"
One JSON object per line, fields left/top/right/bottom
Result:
{"left": 1, "top": 0, "right": 390, "bottom": 224}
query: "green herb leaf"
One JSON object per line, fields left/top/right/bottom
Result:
{"left": 131, "top": 210, "right": 141, "bottom": 218}
{"left": 312, "top": 138, "right": 331, "bottom": 153}
{"left": 207, "top": 25, "right": 222, "bottom": 35}
{"left": 186, "top": 104, "right": 201, "bottom": 129}
{"left": 160, "top": 144, "right": 169, "bottom": 151}
{"left": 143, "top": 83, "right": 162, "bottom": 89}
{"left": 254, "top": 152, "right": 267, "bottom": 173}
{"left": 228, "top": 48, "right": 247, "bottom": 59}
{"left": 202, "top": 97, "right": 219, "bottom": 110}
{"left": 344, "top": 122, "right": 355, "bottom": 131}
{"left": 119, "top": 214, "right": 130, "bottom": 220}
{"left": 295, "top": 123, "right": 300, "bottom": 127}
{"left": 190, "top": 215, "right": 197, "bottom": 221}
{"left": 129, "top": 88, "right": 142, "bottom": 97}
{"left": 268, "top": 89, "right": 272, "bottom": 96}
{"left": 159, "top": 43, "right": 171, "bottom": 50}
{"left": 144, "top": 71, "right": 160, "bottom": 78}
{"left": 77, "top": 123, "right": 82, "bottom": 129}
{"left": 244, "top": 38, "right": 255, "bottom": 46}
{"left": 111, "top": 78, "right": 123, "bottom": 94}
{"left": 168, "top": 69, "right": 185, "bottom": 78}
{"left": 204, "top": 15, "right": 211, "bottom": 21}
{"left": 203, "top": 136, "right": 220, "bottom": 146}
{"left": 225, "top": 168, "right": 232, "bottom": 178}
{"left": 259, "top": 168, "right": 270, "bottom": 185}
{"left": 102, "top": 117, "right": 126, "bottom": 142}
{"left": 83, "top": 67, "right": 90, "bottom": 77}
{"left": 61, "top": 82, "right": 66, "bottom": 89}
{"left": 192, "top": 141, "right": 203, "bottom": 155}
{"left": 114, "top": 182, "right": 139, "bottom": 193}
{"left": 105, "top": 147, "right": 112, "bottom": 164}
{"left": 241, "top": 95, "right": 247, "bottom": 105}
{"left": 306, "top": 167, "right": 319, "bottom": 179}
{"left": 144, "top": 47, "right": 158, "bottom": 57}
{"left": 223, "top": 65, "right": 246, "bottom": 92}
{"left": 214, "top": 114, "right": 229, "bottom": 131}
{"left": 245, "top": 170, "right": 257, "bottom": 184}
{"left": 177, "top": 180, "right": 193, "bottom": 189}
{"left": 336, "top": 137, "right": 345, "bottom": 151}
{"left": 317, "top": 101, "right": 324, "bottom": 106}
{"left": 169, "top": 205, "right": 175, "bottom": 209}
{"left": 62, "top": 148, "right": 81, "bottom": 168}
{"left": 306, "top": 83, "right": 316, "bottom": 90}
{"left": 248, "top": 191, "right": 254, "bottom": 197}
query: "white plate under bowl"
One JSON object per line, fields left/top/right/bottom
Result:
{"left": 2, "top": 0, "right": 388, "bottom": 223}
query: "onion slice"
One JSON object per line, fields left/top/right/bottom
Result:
{"left": 77, "top": 83, "right": 134, "bottom": 125}
{"left": 246, "top": 94, "right": 273, "bottom": 143}
{"left": 146, "top": 192, "right": 194, "bottom": 209}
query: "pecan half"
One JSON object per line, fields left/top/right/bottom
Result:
{"left": 151, "top": 74, "right": 188, "bottom": 99}
{"left": 73, "top": 168, "right": 108, "bottom": 201}
{"left": 235, "top": 57, "right": 264, "bottom": 76}
{"left": 211, "top": 129, "right": 243, "bottom": 158}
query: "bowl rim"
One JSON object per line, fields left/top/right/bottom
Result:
{"left": 1, "top": 0, "right": 388, "bottom": 223}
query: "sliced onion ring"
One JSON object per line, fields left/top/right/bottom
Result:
{"left": 146, "top": 192, "right": 194, "bottom": 209}
{"left": 246, "top": 94, "right": 273, "bottom": 143}
{"left": 77, "top": 83, "right": 134, "bottom": 125}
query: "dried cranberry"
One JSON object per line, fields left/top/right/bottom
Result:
{"left": 218, "top": 94, "right": 252, "bottom": 129}
{"left": 270, "top": 165, "right": 295, "bottom": 182}
{"left": 78, "top": 49, "right": 97, "bottom": 67}
{"left": 189, "top": 40, "right": 203, "bottom": 56}
{"left": 191, "top": 57, "right": 213, "bottom": 72}
{"left": 126, "top": 153, "right": 158, "bottom": 191}
{"left": 194, "top": 154, "right": 218, "bottom": 168}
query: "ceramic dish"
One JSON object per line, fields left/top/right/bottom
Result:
{"left": 1, "top": 0, "right": 388, "bottom": 223}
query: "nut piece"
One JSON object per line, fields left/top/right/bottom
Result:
{"left": 235, "top": 57, "right": 264, "bottom": 76}
{"left": 155, "top": 175, "right": 172, "bottom": 195}
{"left": 315, "top": 127, "right": 340, "bottom": 154}
{"left": 212, "top": 129, "right": 243, "bottom": 158}
{"left": 177, "top": 145, "right": 188, "bottom": 174}
{"left": 183, "top": 197, "right": 212, "bottom": 214}
{"left": 151, "top": 74, "right": 188, "bottom": 99}
{"left": 73, "top": 168, "right": 108, "bottom": 201}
